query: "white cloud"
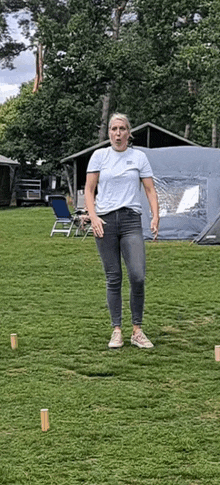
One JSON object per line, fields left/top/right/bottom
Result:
{"left": 0, "top": 83, "right": 20, "bottom": 103}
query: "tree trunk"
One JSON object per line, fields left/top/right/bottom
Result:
{"left": 33, "top": 46, "right": 39, "bottom": 93}
{"left": 187, "top": 80, "right": 197, "bottom": 95}
{"left": 212, "top": 121, "right": 217, "bottom": 147}
{"left": 33, "top": 44, "right": 44, "bottom": 93}
{"left": 98, "top": 1, "right": 128, "bottom": 142}
{"left": 38, "top": 43, "right": 44, "bottom": 84}
{"left": 184, "top": 124, "right": 190, "bottom": 139}
{"left": 112, "top": 1, "right": 128, "bottom": 40}
{"left": 99, "top": 82, "right": 113, "bottom": 142}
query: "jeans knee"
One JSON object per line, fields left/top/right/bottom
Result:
{"left": 130, "top": 273, "right": 145, "bottom": 293}
{"left": 106, "top": 271, "right": 122, "bottom": 292}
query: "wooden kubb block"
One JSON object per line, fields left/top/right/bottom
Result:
{"left": 215, "top": 345, "right": 220, "bottom": 362}
{"left": 10, "top": 334, "right": 18, "bottom": 350}
{"left": 41, "top": 409, "right": 50, "bottom": 431}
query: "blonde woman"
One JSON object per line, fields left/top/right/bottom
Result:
{"left": 85, "top": 113, "right": 159, "bottom": 349}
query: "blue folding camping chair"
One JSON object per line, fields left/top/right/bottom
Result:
{"left": 49, "top": 195, "right": 75, "bottom": 237}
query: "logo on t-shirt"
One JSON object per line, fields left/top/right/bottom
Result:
{"left": 126, "top": 160, "right": 134, "bottom": 165}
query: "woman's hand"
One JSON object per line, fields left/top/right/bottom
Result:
{"left": 90, "top": 215, "right": 106, "bottom": 238}
{"left": 142, "top": 177, "right": 159, "bottom": 241}
{"left": 85, "top": 172, "right": 105, "bottom": 237}
{"left": 151, "top": 216, "right": 159, "bottom": 240}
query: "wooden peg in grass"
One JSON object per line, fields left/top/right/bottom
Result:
{"left": 215, "top": 345, "right": 220, "bottom": 361}
{"left": 10, "top": 334, "right": 18, "bottom": 350}
{"left": 41, "top": 409, "right": 49, "bottom": 431}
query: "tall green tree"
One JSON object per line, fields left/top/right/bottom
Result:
{"left": 0, "top": 0, "right": 25, "bottom": 67}
{"left": 1, "top": 0, "right": 145, "bottom": 166}
{"left": 2, "top": 0, "right": 220, "bottom": 175}
{"left": 175, "top": 0, "right": 220, "bottom": 145}
{"left": 0, "top": 0, "right": 69, "bottom": 68}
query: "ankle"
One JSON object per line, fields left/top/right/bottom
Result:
{"left": 133, "top": 325, "right": 141, "bottom": 335}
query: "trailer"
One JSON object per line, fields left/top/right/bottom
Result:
{"left": 16, "top": 179, "right": 43, "bottom": 206}
{"left": 15, "top": 174, "right": 63, "bottom": 207}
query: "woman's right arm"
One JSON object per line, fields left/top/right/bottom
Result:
{"left": 84, "top": 172, "right": 105, "bottom": 238}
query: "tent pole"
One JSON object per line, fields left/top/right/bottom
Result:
{"left": 212, "top": 121, "right": 217, "bottom": 148}
{"left": 64, "top": 165, "right": 74, "bottom": 199}
{"left": 73, "top": 160, "right": 77, "bottom": 208}
{"left": 147, "top": 126, "right": 150, "bottom": 147}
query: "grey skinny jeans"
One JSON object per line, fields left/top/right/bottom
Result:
{"left": 95, "top": 207, "right": 146, "bottom": 328}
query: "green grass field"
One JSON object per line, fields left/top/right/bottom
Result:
{"left": 1, "top": 206, "right": 220, "bottom": 485}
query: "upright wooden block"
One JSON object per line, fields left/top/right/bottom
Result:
{"left": 41, "top": 409, "right": 50, "bottom": 431}
{"left": 215, "top": 345, "right": 220, "bottom": 361}
{"left": 10, "top": 334, "right": 18, "bottom": 350}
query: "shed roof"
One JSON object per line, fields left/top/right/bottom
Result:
{"left": 61, "top": 121, "right": 198, "bottom": 164}
{"left": 60, "top": 121, "right": 198, "bottom": 206}
{"left": 0, "top": 155, "right": 20, "bottom": 166}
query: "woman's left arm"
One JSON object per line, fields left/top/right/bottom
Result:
{"left": 142, "top": 177, "right": 159, "bottom": 240}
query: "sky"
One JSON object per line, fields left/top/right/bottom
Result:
{"left": 0, "top": 7, "right": 137, "bottom": 105}
{"left": 0, "top": 14, "right": 36, "bottom": 104}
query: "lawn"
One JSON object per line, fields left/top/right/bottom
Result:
{"left": 1, "top": 206, "right": 220, "bottom": 485}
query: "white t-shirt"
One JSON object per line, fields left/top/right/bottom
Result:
{"left": 86, "top": 146, "right": 153, "bottom": 215}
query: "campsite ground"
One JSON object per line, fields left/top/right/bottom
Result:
{"left": 1, "top": 206, "right": 220, "bottom": 485}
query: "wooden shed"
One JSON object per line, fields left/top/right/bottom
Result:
{"left": 0, "top": 155, "right": 20, "bottom": 206}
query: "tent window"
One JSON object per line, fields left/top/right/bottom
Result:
{"left": 153, "top": 177, "right": 207, "bottom": 219}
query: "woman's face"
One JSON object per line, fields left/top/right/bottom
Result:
{"left": 109, "top": 118, "right": 130, "bottom": 152}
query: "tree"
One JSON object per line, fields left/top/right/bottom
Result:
{"left": 0, "top": 1, "right": 25, "bottom": 68}
{"left": 98, "top": 0, "right": 129, "bottom": 141}
{"left": 175, "top": 0, "right": 220, "bottom": 145}
{"left": 2, "top": 0, "right": 220, "bottom": 176}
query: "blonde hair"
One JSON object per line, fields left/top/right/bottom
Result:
{"left": 108, "top": 113, "right": 132, "bottom": 133}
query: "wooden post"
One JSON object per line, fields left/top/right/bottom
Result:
{"left": 41, "top": 409, "right": 49, "bottom": 431}
{"left": 10, "top": 334, "right": 18, "bottom": 350}
{"left": 215, "top": 345, "right": 220, "bottom": 361}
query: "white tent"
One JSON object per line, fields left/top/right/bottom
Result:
{"left": 139, "top": 146, "right": 220, "bottom": 242}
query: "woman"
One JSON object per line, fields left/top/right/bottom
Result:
{"left": 85, "top": 113, "right": 159, "bottom": 349}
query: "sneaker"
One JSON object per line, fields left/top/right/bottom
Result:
{"left": 131, "top": 329, "right": 154, "bottom": 349}
{"left": 108, "top": 330, "right": 124, "bottom": 348}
